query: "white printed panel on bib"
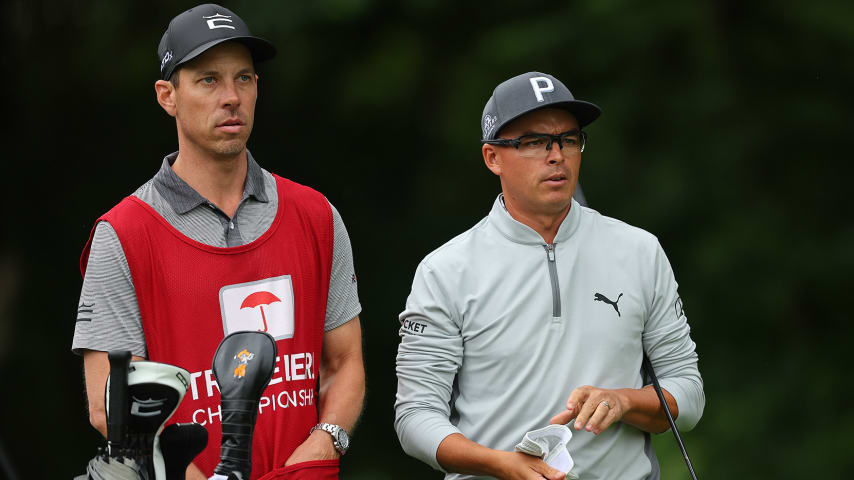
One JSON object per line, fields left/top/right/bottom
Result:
{"left": 219, "top": 275, "right": 295, "bottom": 340}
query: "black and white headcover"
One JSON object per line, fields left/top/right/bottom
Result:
{"left": 118, "top": 361, "right": 191, "bottom": 479}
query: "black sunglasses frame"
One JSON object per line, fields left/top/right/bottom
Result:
{"left": 481, "top": 130, "right": 587, "bottom": 153}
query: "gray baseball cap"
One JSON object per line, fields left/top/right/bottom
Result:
{"left": 481, "top": 72, "right": 601, "bottom": 140}
{"left": 157, "top": 3, "right": 276, "bottom": 81}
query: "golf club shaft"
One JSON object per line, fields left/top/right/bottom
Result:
{"left": 642, "top": 353, "right": 698, "bottom": 480}
{"left": 107, "top": 350, "right": 132, "bottom": 456}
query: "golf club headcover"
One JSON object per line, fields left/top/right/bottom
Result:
{"left": 124, "top": 361, "right": 191, "bottom": 480}
{"left": 106, "top": 350, "right": 132, "bottom": 458}
{"left": 160, "top": 423, "right": 209, "bottom": 480}
{"left": 211, "top": 331, "right": 277, "bottom": 479}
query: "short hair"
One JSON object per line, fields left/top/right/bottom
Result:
{"left": 168, "top": 67, "right": 181, "bottom": 88}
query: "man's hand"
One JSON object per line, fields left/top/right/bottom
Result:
{"left": 550, "top": 385, "right": 678, "bottom": 434}
{"left": 549, "top": 385, "right": 626, "bottom": 435}
{"left": 184, "top": 462, "right": 206, "bottom": 480}
{"left": 283, "top": 316, "right": 362, "bottom": 467}
{"left": 436, "top": 433, "right": 564, "bottom": 480}
{"left": 82, "top": 350, "right": 146, "bottom": 438}
{"left": 284, "top": 429, "right": 339, "bottom": 466}
{"left": 493, "top": 451, "right": 566, "bottom": 480}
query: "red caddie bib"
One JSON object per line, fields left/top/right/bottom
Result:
{"left": 81, "top": 175, "right": 339, "bottom": 479}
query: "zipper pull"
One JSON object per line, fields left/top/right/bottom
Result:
{"left": 547, "top": 244, "right": 555, "bottom": 262}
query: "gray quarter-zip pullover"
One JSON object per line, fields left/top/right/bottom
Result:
{"left": 395, "top": 195, "right": 704, "bottom": 480}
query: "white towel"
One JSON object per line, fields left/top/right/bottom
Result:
{"left": 514, "top": 424, "right": 579, "bottom": 480}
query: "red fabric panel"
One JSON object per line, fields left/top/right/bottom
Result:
{"left": 258, "top": 459, "right": 340, "bottom": 480}
{"left": 83, "top": 176, "right": 334, "bottom": 479}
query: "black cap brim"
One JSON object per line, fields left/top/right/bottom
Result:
{"left": 166, "top": 36, "right": 277, "bottom": 79}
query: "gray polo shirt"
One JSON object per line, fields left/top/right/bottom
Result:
{"left": 73, "top": 151, "right": 361, "bottom": 357}
{"left": 395, "top": 196, "right": 703, "bottom": 480}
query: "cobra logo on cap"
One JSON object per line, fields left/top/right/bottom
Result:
{"left": 203, "top": 13, "right": 235, "bottom": 30}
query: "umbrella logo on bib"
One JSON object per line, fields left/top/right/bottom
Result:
{"left": 240, "top": 291, "right": 282, "bottom": 332}
{"left": 219, "top": 275, "right": 295, "bottom": 340}
{"left": 233, "top": 348, "right": 256, "bottom": 379}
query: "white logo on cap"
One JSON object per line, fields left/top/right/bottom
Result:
{"left": 529, "top": 77, "right": 554, "bottom": 102}
{"left": 203, "top": 13, "right": 235, "bottom": 30}
{"left": 160, "top": 50, "right": 173, "bottom": 72}
{"left": 483, "top": 115, "right": 497, "bottom": 137}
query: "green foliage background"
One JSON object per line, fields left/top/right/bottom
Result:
{"left": 2, "top": 0, "right": 852, "bottom": 477}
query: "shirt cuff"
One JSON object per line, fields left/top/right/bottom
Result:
{"left": 397, "top": 414, "right": 462, "bottom": 472}
{"left": 658, "top": 376, "right": 705, "bottom": 431}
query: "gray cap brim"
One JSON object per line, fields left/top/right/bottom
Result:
{"left": 501, "top": 99, "right": 602, "bottom": 134}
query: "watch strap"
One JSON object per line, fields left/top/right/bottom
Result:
{"left": 311, "top": 423, "right": 348, "bottom": 454}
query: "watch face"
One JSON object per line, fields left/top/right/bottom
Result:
{"left": 336, "top": 429, "right": 349, "bottom": 450}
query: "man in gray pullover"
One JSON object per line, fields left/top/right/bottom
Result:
{"left": 395, "top": 72, "right": 704, "bottom": 480}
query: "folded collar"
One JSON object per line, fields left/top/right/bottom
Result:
{"left": 488, "top": 194, "right": 582, "bottom": 245}
{"left": 153, "top": 150, "right": 269, "bottom": 215}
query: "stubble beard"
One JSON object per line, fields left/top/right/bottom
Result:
{"left": 213, "top": 138, "right": 247, "bottom": 157}
{"left": 206, "top": 125, "right": 252, "bottom": 159}
{"left": 211, "top": 120, "right": 253, "bottom": 158}
{"left": 176, "top": 118, "right": 251, "bottom": 161}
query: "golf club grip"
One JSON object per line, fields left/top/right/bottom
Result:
{"left": 642, "top": 353, "right": 699, "bottom": 480}
{"left": 107, "top": 350, "right": 132, "bottom": 454}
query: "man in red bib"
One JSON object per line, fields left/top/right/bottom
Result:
{"left": 72, "top": 4, "right": 365, "bottom": 479}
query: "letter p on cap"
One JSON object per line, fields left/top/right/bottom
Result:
{"left": 530, "top": 77, "right": 554, "bottom": 102}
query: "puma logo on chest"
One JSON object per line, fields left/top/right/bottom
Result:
{"left": 594, "top": 292, "right": 623, "bottom": 317}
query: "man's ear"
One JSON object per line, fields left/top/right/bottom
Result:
{"left": 154, "top": 80, "right": 177, "bottom": 117}
{"left": 483, "top": 144, "right": 502, "bottom": 176}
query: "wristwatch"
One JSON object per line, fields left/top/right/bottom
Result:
{"left": 310, "top": 422, "right": 350, "bottom": 455}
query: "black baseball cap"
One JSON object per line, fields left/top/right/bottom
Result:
{"left": 481, "top": 72, "right": 601, "bottom": 140}
{"left": 157, "top": 3, "right": 276, "bottom": 81}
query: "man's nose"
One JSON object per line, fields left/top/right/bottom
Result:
{"left": 221, "top": 80, "right": 241, "bottom": 108}
{"left": 546, "top": 140, "right": 563, "bottom": 164}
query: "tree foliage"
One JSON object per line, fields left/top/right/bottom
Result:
{"left": 2, "top": 0, "right": 851, "bottom": 477}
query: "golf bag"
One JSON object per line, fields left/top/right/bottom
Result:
{"left": 76, "top": 353, "right": 207, "bottom": 480}
{"left": 78, "top": 424, "right": 208, "bottom": 480}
